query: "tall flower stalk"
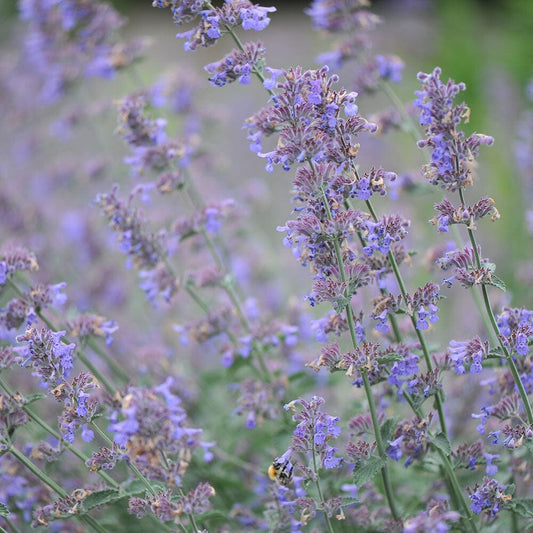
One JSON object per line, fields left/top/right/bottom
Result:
{"left": 1, "top": 1, "right": 532, "bottom": 531}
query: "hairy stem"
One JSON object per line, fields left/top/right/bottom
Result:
{"left": 6, "top": 445, "right": 109, "bottom": 533}
{"left": 315, "top": 165, "right": 399, "bottom": 521}
{"left": 458, "top": 188, "right": 533, "bottom": 424}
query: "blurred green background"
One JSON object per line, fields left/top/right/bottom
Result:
{"left": 1, "top": 0, "right": 532, "bottom": 315}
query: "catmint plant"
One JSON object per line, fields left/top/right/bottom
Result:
{"left": 1, "top": 0, "right": 532, "bottom": 532}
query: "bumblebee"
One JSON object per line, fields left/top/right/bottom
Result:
{"left": 268, "top": 457, "right": 294, "bottom": 486}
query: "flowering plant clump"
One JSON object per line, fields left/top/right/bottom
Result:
{"left": 1, "top": 0, "right": 533, "bottom": 531}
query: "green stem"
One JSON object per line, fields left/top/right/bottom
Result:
{"left": 364, "top": 198, "right": 449, "bottom": 436}
{"left": 458, "top": 189, "right": 533, "bottom": 424}
{"left": 183, "top": 172, "right": 272, "bottom": 378}
{"left": 380, "top": 80, "right": 421, "bottom": 142}
{"left": 26, "top": 303, "right": 116, "bottom": 395}
{"left": 76, "top": 351, "right": 115, "bottom": 395}
{"left": 8, "top": 278, "right": 128, "bottom": 388}
{"left": 26, "top": 407, "right": 119, "bottom": 487}
{"left": 511, "top": 499, "right": 520, "bottom": 533}
{"left": 86, "top": 338, "right": 130, "bottom": 384}
{"left": 315, "top": 166, "right": 399, "bottom": 520}
{"left": 311, "top": 445, "right": 336, "bottom": 533}
{"left": 0, "top": 375, "right": 120, "bottom": 489}
{"left": 380, "top": 83, "right": 497, "bottom": 344}
{"left": 90, "top": 422, "right": 157, "bottom": 496}
{"left": 435, "top": 450, "right": 478, "bottom": 533}
{"left": 7, "top": 445, "right": 109, "bottom": 533}
{"left": 362, "top": 375, "right": 400, "bottom": 520}
{"left": 1, "top": 514, "right": 22, "bottom": 533}
{"left": 158, "top": 451, "right": 199, "bottom": 532}
{"left": 7, "top": 445, "right": 65, "bottom": 497}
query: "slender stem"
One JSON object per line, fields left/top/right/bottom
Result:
{"left": 159, "top": 450, "right": 199, "bottom": 532}
{"left": 435, "top": 450, "right": 478, "bottom": 533}
{"left": 0, "top": 375, "right": 120, "bottom": 489}
{"left": 1, "top": 516, "right": 19, "bottom": 533}
{"left": 90, "top": 422, "right": 157, "bottom": 496}
{"left": 511, "top": 499, "right": 520, "bottom": 533}
{"left": 7, "top": 445, "right": 65, "bottom": 496}
{"left": 210, "top": 4, "right": 272, "bottom": 93}
{"left": 180, "top": 172, "right": 272, "bottom": 380}
{"left": 86, "top": 338, "right": 130, "bottom": 384}
{"left": 6, "top": 445, "right": 109, "bottom": 533}
{"left": 449, "top": 225, "right": 498, "bottom": 345}
{"left": 310, "top": 445, "right": 336, "bottom": 533}
{"left": 458, "top": 189, "right": 533, "bottom": 424}
{"left": 364, "top": 198, "right": 449, "bottom": 435}
{"left": 22, "top": 303, "right": 116, "bottom": 395}
{"left": 314, "top": 165, "right": 399, "bottom": 520}
{"left": 379, "top": 80, "right": 421, "bottom": 142}
{"left": 361, "top": 373, "right": 399, "bottom": 520}
{"left": 76, "top": 352, "right": 115, "bottom": 395}
{"left": 380, "top": 83, "right": 497, "bottom": 344}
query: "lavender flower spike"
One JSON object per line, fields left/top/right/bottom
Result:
{"left": 415, "top": 67, "right": 494, "bottom": 191}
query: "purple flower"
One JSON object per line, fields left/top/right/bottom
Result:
{"left": 18, "top": 0, "right": 140, "bottom": 103}
{"left": 232, "top": 378, "right": 286, "bottom": 428}
{"left": 81, "top": 424, "right": 95, "bottom": 443}
{"left": 108, "top": 407, "right": 140, "bottom": 446}
{"left": 157, "top": 2, "right": 274, "bottom": 52}
{"left": 0, "top": 262, "right": 6, "bottom": 285}
{"left": 468, "top": 477, "right": 510, "bottom": 517}
{"left": 483, "top": 452, "right": 499, "bottom": 476}
{"left": 386, "top": 436, "right": 403, "bottom": 461}
{"left": 362, "top": 215, "right": 409, "bottom": 256}
{"left": 17, "top": 327, "right": 76, "bottom": 386}
{"left": 404, "top": 499, "right": 460, "bottom": 532}
{"left": 246, "top": 66, "right": 376, "bottom": 172}
{"left": 496, "top": 307, "right": 533, "bottom": 357}
{"left": 306, "top": 0, "right": 380, "bottom": 33}
{"left": 373, "top": 310, "right": 389, "bottom": 333}
{"left": 263, "top": 66, "right": 284, "bottom": 90}
{"left": 67, "top": 314, "right": 118, "bottom": 346}
{"left": 240, "top": 6, "right": 276, "bottom": 31}
{"left": 204, "top": 42, "right": 265, "bottom": 88}
{"left": 284, "top": 396, "right": 343, "bottom": 470}
{"left": 375, "top": 54, "right": 404, "bottom": 83}
{"left": 415, "top": 67, "right": 494, "bottom": 191}
{"left": 105, "top": 380, "right": 212, "bottom": 483}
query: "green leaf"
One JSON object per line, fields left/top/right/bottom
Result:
{"left": 179, "top": 229, "right": 199, "bottom": 242}
{"left": 486, "top": 273, "right": 506, "bottom": 292}
{"left": 380, "top": 418, "right": 396, "bottom": 443}
{"left": 83, "top": 480, "right": 150, "bottom": 513}
{"left": 375, "top": 353, "right": 403, "bottom": 364}
{"left": 510, "top": 498, "right": 533, "bottom": 518}
{"left": 486, "top": 347, "right": 505, "bottom": 359}
{"left": 341, "top": 497, "right": 359, "bottom": 508}
{"left": 0, "top": 502, "right": 9, "bottom": 517}
{"left": 83, "top": 489, "right": 121, "bottom": 511}
{"left": 524, "top": 439, "right": 533, "bottom": 455}
{"left": 485, "top": 262, "right": 497, "bottom": 272}
{"left": 195, "top": 509, "right": 228, "bottom": 521}
{"left": 120, "top": 478, "right": 163, "bottom": 495}
{"left": 431, "top": 432, "right": 451, "bottom": 456}
{"left": 353, "top": 456, "right": 387, "bottom": 486}
{"left": 333, "top": 296, "right": 350, "bottom": 311}
{"left": 24, "top": 393, "right": 47, "bottom": 404}
{"left": 288, "top": 371, "right": 308, "bottom": 383}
